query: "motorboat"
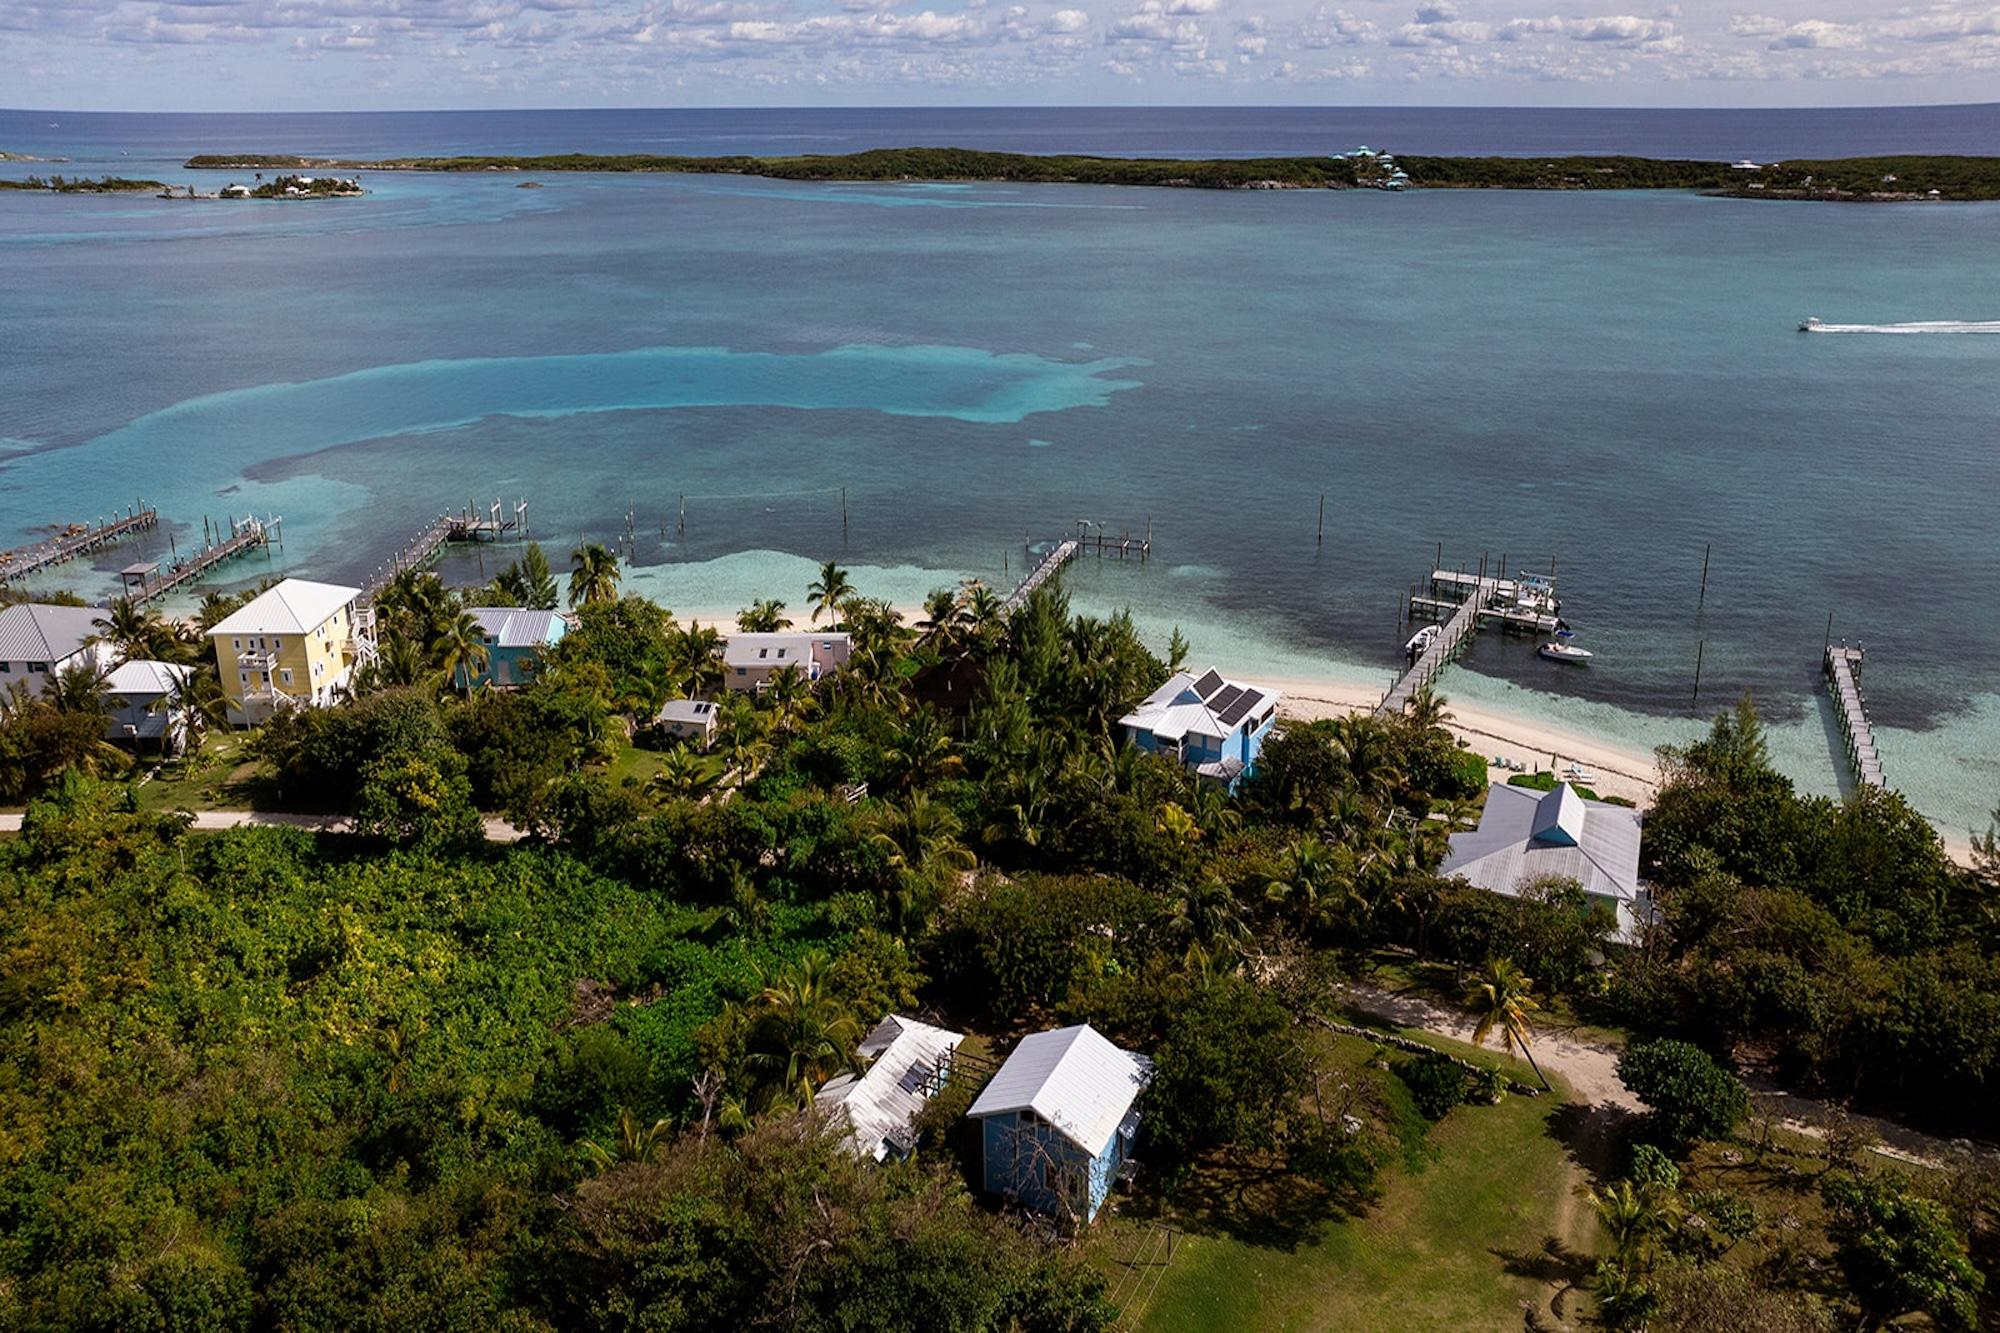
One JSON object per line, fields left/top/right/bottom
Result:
{"left": 1539, "top": 640, "right": 1593, "bottom": 664}
{"left": 1404, "top": 624, "right": 1440, "bottom": 661}
{"left": 1798, "top": 317, "right": 1823, "bottom": 332}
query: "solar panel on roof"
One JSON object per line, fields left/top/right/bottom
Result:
{"left": 1207, "top": 684, "right": 1244, "bottom": 718}
{"left": 1192, "top": 669, "right": 1226, "bottom": 699}
{"left": 1217, "top": 688, "right": 1263, "bottom": 727}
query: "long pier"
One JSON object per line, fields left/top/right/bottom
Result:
{"left": 1005, "top": 539, "right": 1081, "bottom": 612}
{"left": 0, "top": 506, "right": 158, "bottom": 584}
{"left": 1377, "top": 575, "right": 1498, "bottom": 716}
{"left": 117, "top": 516, "right": 273, "bottom": 605}
{"left": 1824, "top": 641, "right": 1884, "bottom": 789}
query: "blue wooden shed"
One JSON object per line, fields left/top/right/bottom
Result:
{"left": 966, "top": 1024, "right": 1152, "bottom": 1223}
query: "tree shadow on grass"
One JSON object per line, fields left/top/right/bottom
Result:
{"left": 1127, "top": 1150, "right": 1376, "bottom": 1253}
{"left": 1545, "top": 1101, "right": 1642, "bottom": 1184}
{"left": 1492, "top": 1234, "right": 1593, "bottom": 1287}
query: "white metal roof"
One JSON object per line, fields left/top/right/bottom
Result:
{"left": 469, "top": 607, "right": 564, "bottom": 649}
{"left": 655, "top": 698, "right": 716, "bottom": 723}
{"left": 103, "top": 659, "right": 191, "bottom": 696}
{"left": 1441, "top": 782, "right": 1647, "bottom": 939}
{"left": 815, "top": 1015, "right": 964, "bottom": 1162}
{"left": 1119, "top": 668, "right": 1278, "bottom": 744}
{"left": 0, "top": 604, "right": 108, "bottom": 665}
{"left": 208, "top": 579, "right": 359, "bottom": 636}
{"left": 722, "top": 631, "right": 848, "bottom": 669}
{"left": 966, "top": 1024, "right": 1153, "bottom": 1157}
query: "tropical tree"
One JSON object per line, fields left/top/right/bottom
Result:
{"left": 868, "top": 792, "right": 976, "bottom": 930}
{"left": 581, "top": 1106, "right": 673, "bottom": 1173}
{"left": 430, "top": 608, "right": 491, "bottom": 698}
{"left": 916, "top": 587, "right": 965, "bottom": 652}
{"left": 1265, "top": 836, "right": 1355, "bottom": 933}
{"left": 101, "top": 597, "right": 166, "bottom": 660}
{"left": 961, "top": 583, "right": 1007, "bottom": 651}
{"left": 1586, "top": 1179, "right": 1676, "bottom": 1271}
{"left": 46, "top": 661, "right": 110, "bottom": 717}
{"left": 745, "top": 951, "right": 861, "bottom": 1108}
{"left": 666, "top": 622, "right": 725, "bottom": 699}
{"left": 806, "top": 560, "right": 853, "bottom": 625}
{"left": 1465, "top": 957, "right": 1549, "bottom": 1089}
{"left": 494, "top": 542, "right": 559, "bottom": 610}
{"left": 883, "top": 706, "right": 963, "bottom": 787}
{"left": 737, "top": 598, "right": 791, "bottom": 632}
{"left": 568, "top": 543, "right": 621, "bottom": 607}
{"left": 1404, "top": 685, "right": 1452, "bottom": 731}
{"left": 1170, "top": 877, "right": 1250, "bottom": 956}
{"left": 156, "top": 667, "right": 229, "bottom": 752}
{"left": 762, "top": 664, "right": 817, "bottom": 737}
{"left": 645, "top": 745, "right": 721, "bottom": 803}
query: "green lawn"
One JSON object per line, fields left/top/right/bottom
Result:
{"left": 1109, "top": 1035, "right": 1597, "bottom": 1332}
{"left": 132, "top": 731, "right": 288, "bottom": 812}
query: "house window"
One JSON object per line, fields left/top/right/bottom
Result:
{"left": 273, "top": 637, "right": 283, "bottom": 650}
{"left": 0, "top": 662, "right": 9, "bottom": 673}
{"left": 29, "top": 661, "right": 47, "bottom": 673}
{"left": 233, "top": 638, "right": 241, "bottom": 650}
{"left": 757, "top": 648, "right": 769, "bottom": 659}
{"left": 281, "top": 669, "right": 292, "bottom": 685}
{"left": 736, "top": 667, "right": 746, "bottom": 676}
{"left": 239, "top": 672, "right": 248, "bottom": 684}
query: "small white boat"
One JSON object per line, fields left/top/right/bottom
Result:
{"left": 1404, "top": 624, "right": 1440, "bottom": 660}
{"left": 1799, "top": 317, "right": 1822, "bottom": 332}
{"left": 1539, "top": 641, "right": 1593, "bottom": 664}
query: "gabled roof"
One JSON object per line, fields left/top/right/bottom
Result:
{"left": 0, "top": 604, "right": 109, "bottom": 666}
{"left": 1441, "top": 782, "right": 1645, "bottom": 935}
{"left": 966, "top": 1024, "right": 1153, "bottom": 1157}
{"left": 208, "top": 579, "right": 358, "bottom": 636}
{"left": 815, "top": 1015, "right": 964, "bottom": 1162}
{"left": 103, "top": 659, "right": 191, "bottom": 696}
{"left": 1119, "top": 668, "right": 1278, "bottom": 743}
{"left": 469, "top": 607, "right": 564, "bottom": 649}
{"left": 721, "top": 631, "right": 848, "bottom": 669}
{"left": 655, "top": 698, "right": 716, "bottom": 724}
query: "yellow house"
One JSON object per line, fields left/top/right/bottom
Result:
{"left": 208, "top": 578, "right": 365, "bottom": 726}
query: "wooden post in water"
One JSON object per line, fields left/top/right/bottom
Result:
{"left": 1698, "top": 543, "right": 1712, "bottom": 611}
{"left": 1691, "top": 638, "right": 1705, "bottom": 710}
{"left": 1317, "top": 495, "right": 1325, "bottom": 546}
{"left": 841, "top": 487, "right": 848, "bottom": 542}
{"left": 677, "top": 495, "right": 686, "bottom": 541}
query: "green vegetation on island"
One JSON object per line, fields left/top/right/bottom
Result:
{"left": 3, "top": 557, "right": 1997, "bottom": 1329}
{"left": 180, "top": 146, "right": 2000, "bottom": 200}
{"left": 0, "top": 174, "right": 168, "bottom": 193}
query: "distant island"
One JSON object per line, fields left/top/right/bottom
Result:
{"left": 181, "top": 146, "right": 2000, "bottom": 201}
{"left": 0, "top": 174, "right": 165, "bottom": 194}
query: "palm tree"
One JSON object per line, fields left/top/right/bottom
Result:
{"left": 1404, "top": 685, "right": 1452, "bottom": 731}
{"left": 1586, "top": 1179, "right": 1676, "bottom": 1271}
{"left": 157, "top": 667, "right": 229, "bottom": 753}
{"left": 869, "top": 793, "right": 977, "bottom": 930}
{"left": 667, "top": 623, "right": 725, "bottom": 698}
{"left": 715, "top": 693, "right": 772, "bottom": 787}
{"left": 806, "top": 560, "right": 853, "bottom": 625}
{"left": 916, "top": 587, "right": 965, "bottom": 651}
{"left": 47, "top": 661, "right": 110, "bottom": 717}
{"left": 581, "top": 1106, "right": 673, "bottom": 1173}
{"left": 646, "top": 746, "right": 720, "bottom": 803}
{"left": 1170, "top": 877, "right": 1250, "bottom": 954}
{"left": 883, "top": 707, "right": 963, "bottom": 787}
{"left": 737, "top": 598, "right": 791, "bottom": 632}
{"left": 746, "top": 951, "right": 861, "bottom": 1108}
{"left": 568, "top": 542, "right": 621, "bottom": 607}
{"left": 1466, "top": 957, "right": 1549, "bottom": 1090}
{"left": 762, "top": 664, "right": 818, "bottom": 737}
{"left": 961, "top": 583, "right": 1006, "bottom": 650}
{"left": 101, "top": 597, "right": 164, "bottom": 660}
{"left": 1265, "top": 836, "right": 1355, "bottom": 932}
{"left": 430, "top": 608, "right": 490, "bottom": 697}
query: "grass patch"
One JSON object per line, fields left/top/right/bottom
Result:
{"left": 132, "top": 732, "right": 287, "bottom": 812}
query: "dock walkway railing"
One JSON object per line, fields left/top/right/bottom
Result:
{"left": 1, "top": 506, "right": 158, "bottom": 585}
{"left": 120, "top": 516, "right": 270, "bottom": 606}
{"left": 1376, "top": 575, "right": 1499, "bottom": 716}
{"left": 1824, "top": 642, "right": 1885, "bottom": 789}
{"left": 1004, "top": 539, "right": 1081, "bottom": 613}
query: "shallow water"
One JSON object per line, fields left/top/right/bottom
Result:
{"left": 3, "top": 107, "right": 1997, "bottom": 837}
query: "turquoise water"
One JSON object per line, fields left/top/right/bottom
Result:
{"left": 3, "top": 112, "right": 1999, "bottom": 838}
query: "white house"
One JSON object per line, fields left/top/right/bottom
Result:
{"left": 0, "top": 603, "right": 113, "bottom": 699}
{"left": 1439, "top": 781, "right": 1651, "bottom": 942}
{"left": 721, "top": 632, "right": 851, "bottom": 694}
{"left": 814, "top": 1015, "right": 966, "bottom": 1163}
{"left": 103, "top": 659, "right": 194, "bottom": 752}
{"left": 654, "top": 698, "right": 719, "bottom": 747}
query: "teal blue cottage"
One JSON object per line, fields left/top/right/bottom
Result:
{"left": 967, "top": 1024, "right": 1152, "bottom": 1223}
{"left": 457, "top": 608, "right": 566, "bottom": 690}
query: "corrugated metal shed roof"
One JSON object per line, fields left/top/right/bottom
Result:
{"left": 208, "top": 579, "right": 358, "bottom": 636}
{"left": 654, "top": 698, "right": 715, "bottom": 723}
{"left": 966, "top": 1024, "right": 1153, "bottom": 1157}
{"left": 470, "top": 607, "right": 563, "bottom": 649}
{"left": 815, "top": 1015, "right": 963, "bottom": 1162}
{"left": 0, "top": 604, "right": 108, "bottom": 665}
{"left": 103, "top": 659, "right": 191, "bottom": 696}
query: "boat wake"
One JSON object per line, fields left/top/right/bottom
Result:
{"left": 1800, "top": 318, "right": 2000, "bottom": 335}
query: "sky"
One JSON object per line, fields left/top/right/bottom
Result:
{"left": 3, "top": 0, "right": 1998, "bottom": 109}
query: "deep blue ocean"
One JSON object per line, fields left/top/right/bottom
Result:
{"left": 3, "top": 105, "right": 1998, "bottom": 832}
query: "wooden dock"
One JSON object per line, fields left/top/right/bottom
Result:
{"left": 1074, "top": 520, "right": 1152, "bottom": 561}
{"left": 1377, "top": 575, "right": 1498, "bottom": 716}
{"left": 1005, "top": 539, "right": 1081, "bottom": 613}
{"left": 1824, "top": 641, "right": 1884, "bottom": 789}
{"left": 363, "top": 501, "right": 528, "bottom": 598}
{"left": 117, "top": 515, "right": 272, "bottom": 605}
{"left": 0, "top": 505, "right": 158, "bottom": 584}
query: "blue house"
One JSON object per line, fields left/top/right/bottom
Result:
{"left": 1118, "top": 667, "right": 1281, "bottom": 789}
{"left": 458, "top": 608, "right": 566, "bottom": 690}
{"left": 966, "top": 1024, "right": 1152, "bottom": 1223}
